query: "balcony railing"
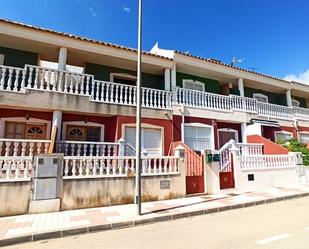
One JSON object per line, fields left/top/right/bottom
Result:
{"left": 91, "top": 80, "right": 172, "bottom": 109}
{"left": 56, "top": 141, "right": 119, "bottom": 156}
{"left": 0, "top": 139, "right": 50, "bottom": 157}
{"left": 2, "top": 64, "right": 309, "bottom": 120}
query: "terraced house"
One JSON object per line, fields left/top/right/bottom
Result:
{"left": 0, "top": 19, "right": 308, "bottom": 215}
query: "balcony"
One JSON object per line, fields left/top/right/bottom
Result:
{"left": 1, "top": 64, "right": 309, "bottom": 121}
{"left": 0, "top": 64, "right": 172, "bottom": 110}
{"left": 174, "top": 87, "right": 308, "bottom": 121}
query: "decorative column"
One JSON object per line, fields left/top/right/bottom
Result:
{"left": 52, "top": 111, "right": 62, "bottom": 141}
{"left": 286, "top": 89, "right": 292, "bottom": 107}
{"left": 58, "top": 47, "right": 67, "bottom": 71}
{"left": 171, "top": 62, "right": 177, "bottom": 102}
{"left": 241, "top": 122, "right": 247, "bottom": 143}
{"left": 164, "top": 68, "right": 171, "bottom": 91}
{"left": 238, "top": 78, "right": 244, "bottom": 97}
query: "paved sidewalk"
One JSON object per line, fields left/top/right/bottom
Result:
{"left": 1, "top": 184, "right": 309, "bottom": 246}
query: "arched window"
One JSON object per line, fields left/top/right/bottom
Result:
{"left": 67, "top": 126, "right": 86, "bottom": 141}
{"left": 25, "top": 124, "right": 46, "bottom": 139}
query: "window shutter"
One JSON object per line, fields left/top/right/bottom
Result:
{"left": 143, "top": 128, "right": 162, "bottom": 156}
{"left": 184, "top": 125, "right": 213, "bottom": 151}
{"left": 124, "top": 127, "right": 137, "bottom": 149}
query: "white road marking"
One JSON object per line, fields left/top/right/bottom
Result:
{"left": 256, "top": 233, "right": 291, "bottom": 245}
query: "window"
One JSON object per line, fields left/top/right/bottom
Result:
{"left": 274, "top": 131, "right": 293, "bottom": 143}
{"left": 4, "top": 122, "right": 47, "bottom": 139}
{"left": 110, "top": 73, "right": 137, "bottom": 86}
{"left": 66, "top": 125, "right": 101, "bottom": 142}
{"left": 0, "top": 54, "right": 4, "bottom": 65}
{"left": 253, "top": 93, "right": 268, "bottom": 103}
{"left": 218, "top": 128, "right": 238, "bottom": 148}
{"left": 184, "top": 124, "right": 214, "bottom": 151}
{"left": 5, "top": 122, "right": 25, "bottom": 139}
{"left": 292, "top": 99, "right": 300, "bottom": 107}
{"left": 183, "top": 80, "right": 205, "bottom": 92}
{"left": 124, "top": 127, "right": 162, "bottom": 156}
{"left": 299, "top": 133, "right": 309, "bottom": 144}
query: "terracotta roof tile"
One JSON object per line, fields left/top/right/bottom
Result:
{"left": 0, "top": 18, "right": 172, "bottom": 61}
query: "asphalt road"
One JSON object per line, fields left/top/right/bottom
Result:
{"left": 6, "top": 197, "right": 309, "bottom": 249}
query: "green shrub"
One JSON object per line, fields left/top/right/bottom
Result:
{"left": 282, "top": 139, "right": 309, "bottom": 166}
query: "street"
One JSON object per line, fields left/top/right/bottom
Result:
{"left": 5, "top": 197, "right": 309, "bottom": 249}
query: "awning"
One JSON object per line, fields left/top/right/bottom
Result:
{"left": 249, "top": 118, "right": 280, "bottom": 127}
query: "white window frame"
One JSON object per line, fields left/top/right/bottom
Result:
{"left": 184, "top": 122, "right": 215, "bottom": 151}
{"left": 183, "top": 79, "right": 205, "bottom": 92}
{"left": 292, "top": 99, "right": 300, "bottom": 107}
{"left": 122, "top": 123, "right": 164, "bottom": 156}
{"left": 0, "top": 54, "right": 4, "bottom": 65}
{"left": 274, "top": 131, "right": 293, "bottom": 143}
{"left": 299, "top": 132, "right": 309, "bottom": 144}
{"left": 217, "top": 128, "right": 239, "bottom": 145}
{"left": 0, "top": 117, "right": 51, "bottom": 139}
{"left": 253, "top": 93, "right": 269, "bottom": 103}
{"left": 62, "top": 121, "right": 104, "bottom": 142}
{"left": 110, "top": 73, "right": 137, "bottom": 83}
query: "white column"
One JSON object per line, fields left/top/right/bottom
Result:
{"left": 238, "top": 78, "right": 244, "bottom": 97}
{"left": 171, "top": 63, "right": 177, "bottom": 102}
{"left": 241, "top": 122, "right": 247, "bottom": 143}
{"left": 58, "top": 47, "right": 67, "bottom": 71}
{"left": 286, "top": 89, "right": 292, "bottom": 107}
{"left": 164, "top": 68, "right": 171, "bottom": 91}
{"left": 52, "top": 111, "right": 62, "bottom": 141}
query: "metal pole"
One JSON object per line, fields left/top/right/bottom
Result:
{"left": 135, "top": 0, "right": 142, "bottom": 215}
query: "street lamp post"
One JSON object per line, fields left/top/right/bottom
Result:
{"left": 135, "top": 0, "right": 143, "bottom": 215}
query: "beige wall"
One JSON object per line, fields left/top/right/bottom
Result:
{"left": 61, "top": 166, "right": 186, "bottom": 211}
{"left": 0, "top": 181, "right": 31, "bottom": 217}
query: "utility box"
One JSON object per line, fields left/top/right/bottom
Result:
{"left": 29, "top": 154, "right": 63, "bottom": 213}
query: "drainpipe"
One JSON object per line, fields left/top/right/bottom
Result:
{"left": 181, "top": 104, "right": 185, "bottom": 143}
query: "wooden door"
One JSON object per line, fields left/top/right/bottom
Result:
{"left": 25, "top": 124, "right": 47, "bottom": 139}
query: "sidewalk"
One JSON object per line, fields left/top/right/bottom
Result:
{"left": 1, "top": 184, "right": 309, "bottom": 246}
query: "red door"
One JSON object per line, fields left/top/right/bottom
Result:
{"left": 185, "top": 150, "right": 205, "bottom": 194}
{"left": 219, "top": 152, "right": 235, "bottom": 189}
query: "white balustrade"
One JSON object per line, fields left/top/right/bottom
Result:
{"left": 256, "top": 102, "right": 293, "bottom": 120}
{"left": 91, "top": 80, "right": 172, "bottom": 109}
{"left": 235, "top": 143, "right": 264, "bottom": 155}
{"left": 63, "top": 156, "right": 179, "bottom": 178}
{"left": 0, "top": 156, "right": 33, "bottom": 181}
{"left": 219, "top": 140, "right": 264, "bottom": 172}
{"left": 231, "top": 95, "right": 257, "bottom": 113}
{"left": 0, "top": 65, "right": 26, "bottom": 92}
{"left": 175, "top": 87, "right": 232, "bottom": 111}
{"left": 293, "top": 107, "right": 309, "bottom": 120}
{"left": 240, "top": 154, "right": 296, "bottom": 170}
{"left": 56, "top": 141, "right": 118, "bottom": 156}
{"left": 25, "top": 65, "right": 93, "bottom": 95}
{"left": 0, "top": 139, "right": 50, "bottom": 157}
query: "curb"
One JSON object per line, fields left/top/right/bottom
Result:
{"left": 1, "top": 192, "right": 309, "bottom": 247}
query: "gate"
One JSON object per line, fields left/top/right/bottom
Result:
{"left": 170, "top": 142, "right": 204, "bottom": 194}
{"left": 219, "top": 141, "right": 235, "bottom": 189}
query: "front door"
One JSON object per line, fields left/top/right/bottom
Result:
{"left": 218, "top": 129, "right": 238, "bottom": 148}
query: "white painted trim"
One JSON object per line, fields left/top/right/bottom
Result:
{"left": 62, "top": 121, "right": 104, "bottom": 142}
{"left": 274, "top": 131, "right": 293, "bottom": 142}
{"left": 253, "top": 93, "right": 269, "bottom": 103}
{"left": 0, "top": 54, "right": 4, "bottom": 65}
{"left": 121, "top": 123, "right": 164, "bottom": 156}
{"left": 183, "top": 79, "right": 205, "bottom": 91}
{"left": 110, "top": 72, "right": 137, "bottom": 83}
{"left": 217, "top": 128, "right": 239, "bottom": 144}
{"left": 0, "top": 117, "right": 51, "bottom": 139}
{"left": 183, "top": 122, "right": 215, "bottom": 150}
